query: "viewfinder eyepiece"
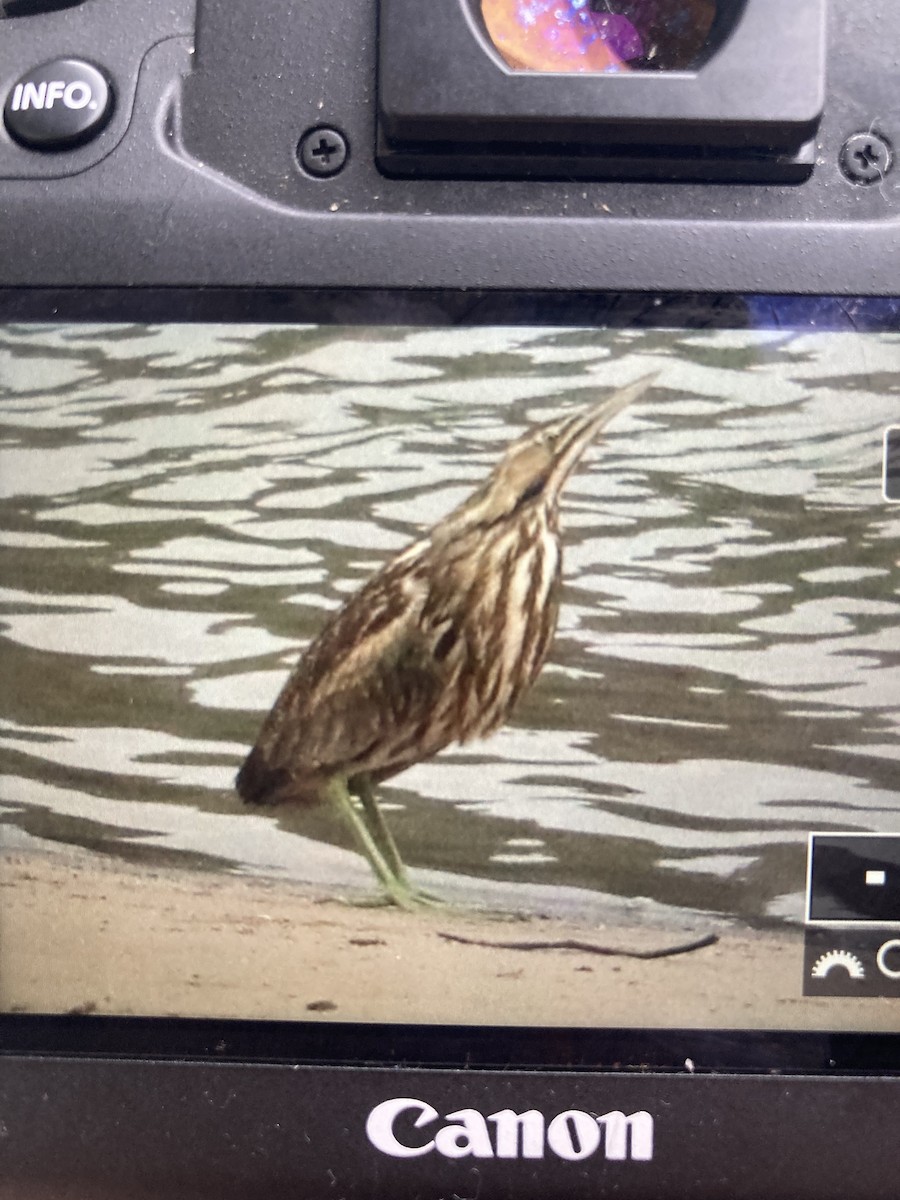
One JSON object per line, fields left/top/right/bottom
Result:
{"left": 480, "top": 0, "right": 724, "bottom": 74}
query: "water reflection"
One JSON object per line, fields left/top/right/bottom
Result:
{"left": 0, "top": 323, "right": 898, "bottom": 927}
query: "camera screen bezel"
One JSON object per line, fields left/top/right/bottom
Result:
{"left": 1, "top": 283, "right": 898, "bottom": 1199}
{"left": 1, "top": 283, "right": 898, "bottom": 1053}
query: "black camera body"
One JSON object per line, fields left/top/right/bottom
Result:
{"left": 0, "top": 0, "right": 897, "bottom": 295}
{"left": 1, "top": 5, "right": 899, "bottom": 1200}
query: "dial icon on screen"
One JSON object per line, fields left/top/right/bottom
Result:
{"left": 810, "top": 950, "right": 866, "bottom": 981}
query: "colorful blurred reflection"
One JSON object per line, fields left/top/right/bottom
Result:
{"left": 480, "top": 0, "right": 719, "bottom": 73}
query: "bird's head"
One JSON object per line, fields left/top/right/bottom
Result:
{"left": 452, "top": 372, "right": 656, "bottom": 531}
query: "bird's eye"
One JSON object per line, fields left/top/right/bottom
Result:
{"left": 516, "top": 476, "right": 547, "bottom": 507}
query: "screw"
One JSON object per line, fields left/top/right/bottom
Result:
{"left": 839, "top": 131, "right": 893, "bottom": 185}
{"left": 297, "top": 126, "right": 349, "bottom": 178}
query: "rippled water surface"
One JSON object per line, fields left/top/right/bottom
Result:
{"left": 1, "top": 323, "right": 898, "bottom": 927}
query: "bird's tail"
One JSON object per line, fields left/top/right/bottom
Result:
{"left": 236, "top": 746, "right": 291, "bottom": 806}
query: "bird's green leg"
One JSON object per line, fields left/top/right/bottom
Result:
{"left": 352, "top": 776, "right": 444, "bottom": 907}
{"left": 352, "top": 775, "right": 408, "bottom": 883}
{"left": 324, "top": 776, "right": 434, "bottom": 910}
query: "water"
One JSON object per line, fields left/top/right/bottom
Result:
{"left": 1, "top": 322, "right": 898, "bottom": 928}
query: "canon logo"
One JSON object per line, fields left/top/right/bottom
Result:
{"left": 365, "top": 1097, "right": 654, "bottom": 1162}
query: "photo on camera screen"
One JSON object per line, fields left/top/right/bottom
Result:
{"left": 0, "top": 319, "right": 897, "bottom": 1031}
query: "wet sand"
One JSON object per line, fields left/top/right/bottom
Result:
{"left": 1, "top": 846, "right": 895, "bottom": 1031}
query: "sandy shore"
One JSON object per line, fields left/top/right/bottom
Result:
{"left": 1, "top": 846, "right": 896, "bottom": 1031}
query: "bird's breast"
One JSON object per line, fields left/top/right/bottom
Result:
{"left": 434, "top": 515, "right": 562, "bottom": 743}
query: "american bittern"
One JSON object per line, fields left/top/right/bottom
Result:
{"left": 237, "top": 373, "right": 654, "bottom": 907}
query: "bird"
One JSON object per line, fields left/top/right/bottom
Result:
{"left": 236, "top": 372, "right": 655, "bottom": 908}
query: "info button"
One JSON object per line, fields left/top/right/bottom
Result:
{"left": 4, "top": 59, "right": 113, "bottom": 150}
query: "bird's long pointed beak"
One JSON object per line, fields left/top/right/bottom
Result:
{"left": 547, "top": 371, "right": 658, "bottom": 495}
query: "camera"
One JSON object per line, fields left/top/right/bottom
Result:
{"left": 0, "top": 3, "right": 898, "bottom": 1199}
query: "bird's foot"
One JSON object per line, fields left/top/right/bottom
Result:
{"left": 384, "top": 884, "right": 446, "bottom": 911}
{"left": 343, "top": 884, "right": 445, "bottom": 911}
{"left": 401, "top": 887, "right": 445, "bottom": 909}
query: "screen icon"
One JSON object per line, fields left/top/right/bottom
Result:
{"left": 885, "top": 426, "right": 900, "bottom": 501}
{"left": 804, "top": 930, "right": 900, "bottom": 997}
{"left": 806, "top": 833, "right": 900, "bottom": 925}
{"left": 804, "top": 834, "right": 900, "bottom": 997}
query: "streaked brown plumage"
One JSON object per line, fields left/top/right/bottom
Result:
{"left": 237, "top": 373, "right": 654, "bottom": 906}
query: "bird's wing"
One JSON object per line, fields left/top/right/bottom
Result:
{"left": 248, "top": 565, "right": 449, "bottom": 783}
{"left": 293, "top": 623, "right": 446, "bottom": 775}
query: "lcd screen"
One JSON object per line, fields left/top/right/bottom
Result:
{"left": 0, "top": 319, "right": 897, "bottom": 1031}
